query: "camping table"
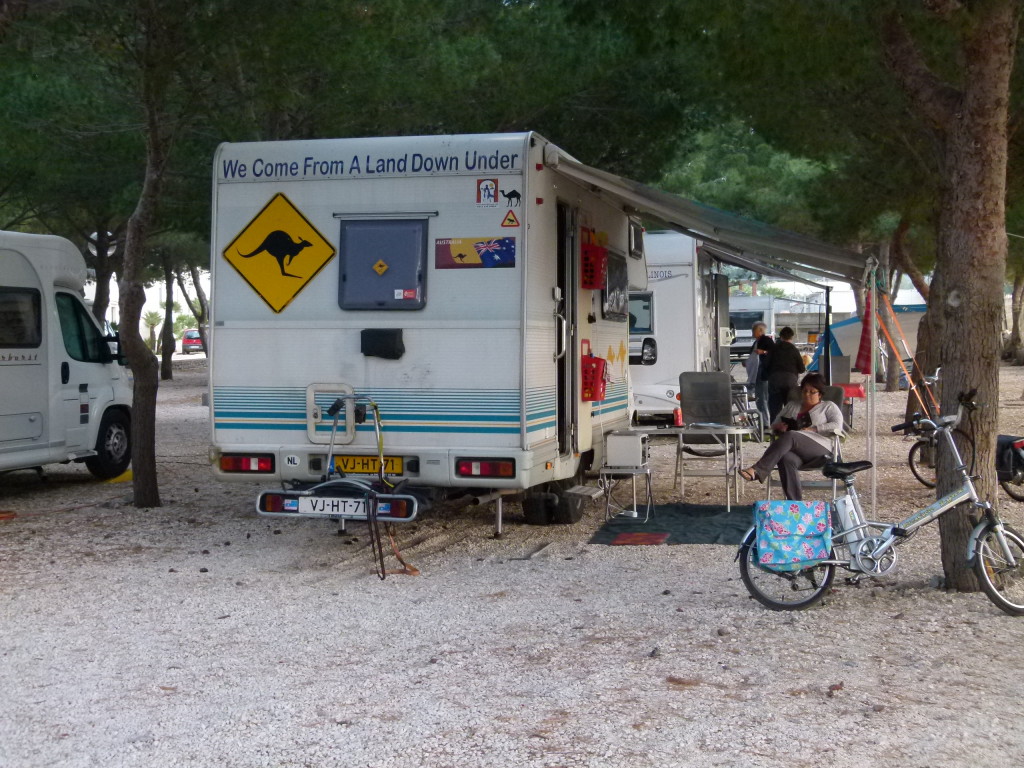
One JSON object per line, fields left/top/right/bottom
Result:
{"left": 633, "top": 424, "right": 753, "bottom": 512}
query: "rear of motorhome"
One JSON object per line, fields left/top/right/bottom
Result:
{"left": 208, "top": 133, "right": 646, "bottom": 524}
{"left": 729, "top": 294, "right": 777, "bottom": 360}
{"left": 628, "top": 231, "right": 729, "bottom": 419}
{"left": 0, "top": 231, "right": 132, "bottom": 478}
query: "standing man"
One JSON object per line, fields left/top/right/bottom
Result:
{"left": 745, "top": 321, "right": 774, "bottom": 430}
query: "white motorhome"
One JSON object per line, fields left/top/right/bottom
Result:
{"left": 0, "top": 231, "right": 132, "bottom": 479}
{"left": 729, "top": 294, "right": 778, "bottom": 360}
{"left": 628, "top": 231, "right": 730, "bottom": 419}
{"left": 209, "top": 133, "right": 646, "bottom": 524}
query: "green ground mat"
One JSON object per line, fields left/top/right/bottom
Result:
{"left": 590, "top": 502, "right": 753, "bottom": 546}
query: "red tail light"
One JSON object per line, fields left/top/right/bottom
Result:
{"left": 220, "top": 454, "right": 275, "bottom": 473}
{"left": 263, "top": 493, "right": 285, "bottom": 512}
{"left": 383, "top": 499, "right": 410, "bottom": 518}
{"left": 455, "top": 458, "right": 515, "bottom": 478}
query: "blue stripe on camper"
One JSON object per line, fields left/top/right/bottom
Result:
{"left": 213, "top": 387, "right": 524, "bottom": 435}
{"left": 525, "top": 386, "right": 557, "bottom": 432}
{"left": 591, "top": 379, "right": 629, "bottom": 417}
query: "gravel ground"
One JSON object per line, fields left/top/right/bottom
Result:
{"left": 3, "top": 360, "right": 1024, "bottom": 768}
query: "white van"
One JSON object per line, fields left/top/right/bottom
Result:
{"left": 628, "top": 231, "right": 730, "bottom": 419}
{"left": 208, "top": 132, "right": 646, "bottom": 524}
{"left": 729, "top": 294, "right": 777, "bottom": 360}
{"left": 0, "top": 231, "right": 132, "bottom": 478}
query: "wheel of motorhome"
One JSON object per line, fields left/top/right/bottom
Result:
{"left": 522, "top": 477, "right": 585, "bottom": 525}
{"left": 84, "top": 409, "right": 131, "bottom": 479}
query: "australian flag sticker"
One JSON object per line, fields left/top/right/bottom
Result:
{"left": 435, "top": 237, "right": 516, "bottom": 269}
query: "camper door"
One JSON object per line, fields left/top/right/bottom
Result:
{"left": 53, "top": 292, "right": 114, "bottom": 452}
{"left": 555, "top": 202, "right": 578, "bottom": 457}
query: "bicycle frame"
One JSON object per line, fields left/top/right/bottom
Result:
{"left": 831, "top": 401, "right": 993, "bottom": 569}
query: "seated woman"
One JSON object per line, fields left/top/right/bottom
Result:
{"left": 738, "top": 373, "right": 843, "bottom": 500}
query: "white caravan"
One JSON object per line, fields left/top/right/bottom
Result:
{"left": 628, "top": 231, "right": 729, "bottom": 419}
{"left": 0, "top": 231, "right": 132, "bottom": 478}
{"left": 728, "top": 294, "right": 777, "bottom": 359}
{"left": 209, "top": 133, "right": 646, "bottom": 524}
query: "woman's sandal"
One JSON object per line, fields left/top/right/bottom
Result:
{"left": 739, "top": 468, "right": 758, "bottom": 483}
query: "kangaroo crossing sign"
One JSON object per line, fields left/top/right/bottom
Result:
{"left": 223, "top": 193, "right": 335, "bottom": 313}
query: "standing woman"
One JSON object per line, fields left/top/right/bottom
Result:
{"left": 764, "top": 326, "right": 805, "bottom": 423}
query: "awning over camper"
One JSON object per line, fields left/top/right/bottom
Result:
{"left": 546, "top": 149, "right": 867, "bottom": 285}
{"left": 699, "top": 243, "right": 828, "bottom": 292}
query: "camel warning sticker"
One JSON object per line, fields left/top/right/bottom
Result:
{"left": 223, "top": 193, "right": 335, "bottom": 313}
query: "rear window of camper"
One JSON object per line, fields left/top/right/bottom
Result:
{"left": 338, "top": 219, "right": 427, "bottom": 310}
{"left": 0, "top": 288, "right": 42, "bottom": 348}
{"left": 730, "top": 310, "right": 766, "bottom": 333}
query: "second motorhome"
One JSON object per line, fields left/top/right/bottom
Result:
{"left": 208, "top": 132, "right": 646, "bottom": 524}
{"left": 628, "top": 231, "right": 730, "bottom": 419}
{"left": 0, "top": 230, "right": 132, "bottom": 479}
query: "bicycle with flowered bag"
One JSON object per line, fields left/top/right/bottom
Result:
{"left": 737, "top": 390, "right": 1024, "bottom": 614}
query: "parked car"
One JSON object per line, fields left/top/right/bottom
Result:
{"left": 181, "top": 328, "right": 204, "bottom": 355}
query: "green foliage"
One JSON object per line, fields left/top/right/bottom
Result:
{"left": 659, "top": 120, "right": 825, "bottom": 235}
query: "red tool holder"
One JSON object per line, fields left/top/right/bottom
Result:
{"left": 581, "top": 353, "right": 608, "bottom": 402}
{"left": 580, "top": 227, "right": 608, "bottom": 289}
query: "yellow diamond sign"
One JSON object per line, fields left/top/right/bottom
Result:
{"left": 373, "top": 259, "right": 389, "bottom": 275}
{"left": 223, "top": 193, "right": 335, "bottom": 313}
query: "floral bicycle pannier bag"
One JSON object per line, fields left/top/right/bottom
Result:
{"left": 753, "top": 500, "right": 832, "bottom": 572}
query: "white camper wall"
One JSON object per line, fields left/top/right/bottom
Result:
{"left": 211, "top": 135, "right": 529, "bottom": 458}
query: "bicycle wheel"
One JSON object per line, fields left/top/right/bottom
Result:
{"left": 738, "top": 530, "right": 836, "bottom": 610}
{"left": 907, "top": 429, "right": 976, "bottom": 488}
{"left": 1000, "top": 479, "right": 1024, "bottom": 502}
{"left": 974, "top": 524, "right": 1024, "bottom": 616}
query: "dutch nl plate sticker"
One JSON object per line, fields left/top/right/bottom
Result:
{"left": 223, "top": 193, "right": 336, "bottom": 313}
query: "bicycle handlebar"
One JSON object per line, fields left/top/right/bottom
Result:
{"left": 892, "top": 390, "right": 978, "bottom": 433}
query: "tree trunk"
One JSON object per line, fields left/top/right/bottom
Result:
{"left": 160, "top": 260, "right": 175, "bottom": 381}
{"left": 120, "top": 109, "right": 172, "bottom": 508}
{"left": 87, "top": 229, "right": 122, "bottom": 326}
{"left": 883, "top": 2, "right": 1019, "bottom": 590}
{"left": 1007, "top": 272, "right": 1024, "bottom": 362}
{"left": 891, "top": 213, "right": 930, "bottom": 302}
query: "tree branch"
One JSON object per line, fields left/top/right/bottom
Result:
{"left": 880, "top": 10, "right": 960, "bottom": 132}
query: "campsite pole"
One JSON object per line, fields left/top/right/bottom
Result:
{"left": 868, "top": 260, "right": 878, "bottom": 517}
{"left": 824, "top": 286, "right": 832, "bottom": 385}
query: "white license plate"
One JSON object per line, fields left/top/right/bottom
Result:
{"left": 297, "top": 496, "right": 398, "bottom": 518}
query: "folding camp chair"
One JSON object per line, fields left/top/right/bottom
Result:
{"left": 675, "top": 372, "right": 749, "bottom": 508}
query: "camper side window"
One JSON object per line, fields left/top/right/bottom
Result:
{"left": 0, "top": 288, "right": 41, "bottom": 348}
{"left": 338, "top": 219, "right": 427, "bottom": 310}
{"left": 628, "top": 293, "right": 653, "bottom": 334}
{"left": 601, "top": 251, "right": 629, "bottom": 321}
{"left": 55, "top": 293, "right": 111, "bottom": 363}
